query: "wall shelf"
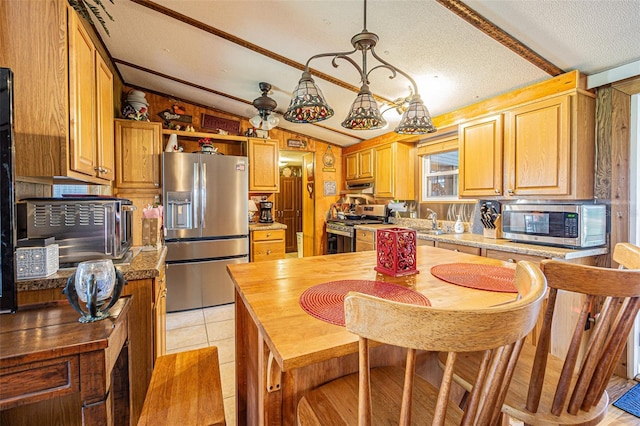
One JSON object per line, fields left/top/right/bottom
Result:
{"left": 162, "top": 129, "right": 248, "bottom": 143}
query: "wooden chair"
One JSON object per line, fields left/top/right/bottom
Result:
{"left": 443, "top": 243, "right": 640, "bottom": 425}
{"left": 296, "top": 261, "right": 547, "bottom": 425}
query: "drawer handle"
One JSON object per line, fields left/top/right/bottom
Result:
{"left": 453, "top": 249, "right": 460, "bottom": 252}
{"left": 267, "top": 250, "right": 271, "bottom": 255}
{"left": 507, "top": 258, "right": 516, "bottom": 263}
{"left": 267, "top": 232, "right": 271, "bottom": 237}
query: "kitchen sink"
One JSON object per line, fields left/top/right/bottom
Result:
{"left": 410, "top": 227, "right": 447, "bottom": 235}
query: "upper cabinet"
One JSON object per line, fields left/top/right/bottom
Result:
{"left": 3, "top": 1, "right": 115, "bottom": 183}
{"left": 459, "top": 114, "right": 503, "bottom": 197}
{"left": 249, "top": 138, "right": 279, "bottom": 192}
{"left": 459, "top": 92, "right": 595, "bottom": 200}
{"left": 374, "top": 142, "right": 415, "bottom": 200}
{"left": 114, "top": 120, "right": 163, "bottom": 190}
{"left": 345, "top": 149, "right": 373, "bottom": 183}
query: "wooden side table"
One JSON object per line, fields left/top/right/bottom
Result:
{"left": 0, "top": 297, "right": 132, "bottom": 425}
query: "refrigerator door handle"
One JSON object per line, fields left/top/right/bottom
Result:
{"left": 201, "top": 162, "right": 207, "bottom": 228}
{"left": 193, "top": 161, "right": 200, "bottom": 228}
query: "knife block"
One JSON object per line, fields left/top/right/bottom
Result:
{"left": 483, "top": 215, "right": 503, "bottom": 239}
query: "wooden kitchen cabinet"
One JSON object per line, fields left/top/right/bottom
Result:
{"left": 483, "top": 248, "right": 548, "bottom": 264}
{"left": 374, "top": 142, "right": 415, "bottom": 199}
{"left": 503, "top": 93, "right": 594, "bottom": 198}
{"left": 345, "top": 149, "right": 374, "bottom": 182}
{"left": 249, "top": 138, "right": 279, "bottom": 192}
{"left": 355, "top": 229, "right": 375, "bottom": 252}
{"left": 459, "top": 114, "right": 503, "bottom": 197}
{"left": 251, "top": 229, "right": 285, "bottom": 262}
{"left": 3, "top": 1, "right": 115, "bottom": 183}
{"left": 68, "top": 10, "right": 114, "bottom": 182}
{"left": 115, "top": 120, "right": 163, "bottom": 190}
{"left": 435, "top": 241, "right": 481, "bottom": 256}
{"left": 459, "top": 92, "right": 595, "bottom": 200}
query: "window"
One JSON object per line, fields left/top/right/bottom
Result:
{"left": 418, "top": 136, "right": 459, "bottom": 202}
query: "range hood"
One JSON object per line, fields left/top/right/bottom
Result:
{"left": 343, "top": 181, "right": 374, "bottom": 194}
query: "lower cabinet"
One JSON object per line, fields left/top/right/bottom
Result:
{"left": 251, "top": 229, "right": 285, "bottom": 262}
{"left": 435, "top": 242, "right": 481, "bottom": 256}
{"left": 355, "top": 229, "right": 375, "bottom": 252}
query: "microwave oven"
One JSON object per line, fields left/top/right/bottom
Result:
{"left": 20, "top": 197, "right": 135, "bottom": 265}
{"left": 501, "top": 203, "right": 606, "bottom": 248}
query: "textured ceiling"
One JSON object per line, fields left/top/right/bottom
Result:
{"left": 94, "top": 0, "right": 640, "bottom": 146}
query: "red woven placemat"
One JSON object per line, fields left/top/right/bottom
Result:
{"left": 430, "top": 263, "right": 517, "bottom": 293}
{"left": 299, "top": 280, "right": 431, "bottom": 326}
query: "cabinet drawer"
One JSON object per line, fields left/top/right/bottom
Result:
{"left": 355, "top": 230, "right": 374, "bottom": 243}
{"left": 252, "top": 241, "right": 285, "bottom": 261}
{"left": 356, "top": 241, "right": 375, "bottom": 252}
{"left": 418, "top": 239, "right": 435, "bottom": 247}
{"left": 0, "top": 356, "right": 79, "bottom": 410}
{"left": 484, "top": 249, "right": 547, "bottom": 264}
{"left": 252, "top": 230, "right": 285, "bottom": 241}
{"left": 436, "top": 242, "right": 481, "bottom": 256}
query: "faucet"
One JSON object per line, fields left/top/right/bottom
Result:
{"left": 426, "top": 208, "right": 438, "bottom": 230}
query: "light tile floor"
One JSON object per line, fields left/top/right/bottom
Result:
{"left": 166, "top": 303, "right": 237, "bottom": 426}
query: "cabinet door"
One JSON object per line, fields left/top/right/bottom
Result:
{"left": 359, "top": 149, "right": 374, "bottom": 179}
{"left": 249, "top": 138, "right": 279, "bottom": 192}
{"left": 459, "top": 114, "right": 503, "bottom": 197}
{"left": 115, "top": 120, "right": 162, "bottom": 190}
{"left": 504, "top": 95, "right": 570, "bottom": 196}
{"left": 345, "top": 153, "right": 359, "bottom": 181}
{"left": 68, "top": 11, "right": 97, "bottom": 178}
{"left": 95, "top": 54, "right": 114, "bottom": 181}
{"left": 374, "top": 145, "right": 394, "bottom": 198}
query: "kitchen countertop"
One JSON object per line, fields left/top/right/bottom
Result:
{"left": 16, "top": 245, "right": 168, "bottom": 292}
{"left": 353, "top": 223, "right": 608, "bottom": 260}
{"left": 249, "top": 222, "right": 287, "bottom": 231}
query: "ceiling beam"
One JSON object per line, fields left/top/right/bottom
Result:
{"left": 437, "top": 0, "right": 564, "bottom": 77}
{"left": 129, "top": 0, "right": 395, "bottom": 105}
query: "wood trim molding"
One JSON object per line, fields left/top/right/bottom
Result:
{"left": 436, "top": 0, "right": 565, "bottom": 76}
{"left": 612, "top": 76, "right": 640, "bottom": 95}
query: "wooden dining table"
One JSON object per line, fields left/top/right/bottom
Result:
{"left": 227, "top": 246, "right": 520, "bottom": 426}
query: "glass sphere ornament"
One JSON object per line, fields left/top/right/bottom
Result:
{"left": 63, "top": 259, "right": 127, "bottom": 323}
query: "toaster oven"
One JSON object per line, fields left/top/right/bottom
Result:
{"left": 21, "top": 197, "right": 135, "bottom": 265}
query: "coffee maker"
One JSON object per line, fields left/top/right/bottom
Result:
{"left": 259, "top": 200, "right": 274, "bottom": 223}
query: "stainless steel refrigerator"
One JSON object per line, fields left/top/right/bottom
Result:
{"left": 163, "top": 152, "right": 249, "bottom": 312}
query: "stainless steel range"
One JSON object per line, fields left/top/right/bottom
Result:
{"left": 326, "top": 204, "right": 386, "bottom": 254}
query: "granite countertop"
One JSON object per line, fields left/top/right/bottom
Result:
{"left": 249, "top": 222, "right": 287, "bottom": 231}
{"left": 352, "top": 223, "right": 608, "bottom": 260}
{"left": 17, "top": 246, "right": 168, "bottom": 292}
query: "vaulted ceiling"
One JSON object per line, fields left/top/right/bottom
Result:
{"left": 93, "top": 0, "right": 640, "bottom": 147}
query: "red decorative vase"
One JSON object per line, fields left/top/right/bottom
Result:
{"left": 374, "top": 228, "right": 419, "bottom": 277}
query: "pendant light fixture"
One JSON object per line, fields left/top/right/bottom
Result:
{"left": 250, "top": 82, "right": 280, "bottom": 131}
{"left": 283, "top": 0, "right": 436, "bottom": 134}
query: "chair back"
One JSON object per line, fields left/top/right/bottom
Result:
{"left": 526, "top": 243, "right": 640, "bottom": 418}
{"left": 614, "top": 242, "right": 640, "bottom": 269}
{"left": 344, "top": 261, "right": 547, "bottom": 426}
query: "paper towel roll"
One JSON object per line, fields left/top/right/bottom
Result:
{"left": 165, "top": 134, "right": 178, "bottom": 152}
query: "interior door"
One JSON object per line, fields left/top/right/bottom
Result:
{"left": 276, "top": 175, "right": 302, "bottom": 252}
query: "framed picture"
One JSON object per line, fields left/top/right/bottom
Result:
{"left": 323, "top": 180, "right": 337, "bottom": 196}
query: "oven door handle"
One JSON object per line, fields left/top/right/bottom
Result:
{"left": 327, "top": 228, "right": 353, "bottom": 238}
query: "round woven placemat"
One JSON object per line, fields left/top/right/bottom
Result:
{"left": 430, "top": 263, "right": 517, "bottom": 293}
{"left": 299, "top": 280, "right": 431, "bottom": 326}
